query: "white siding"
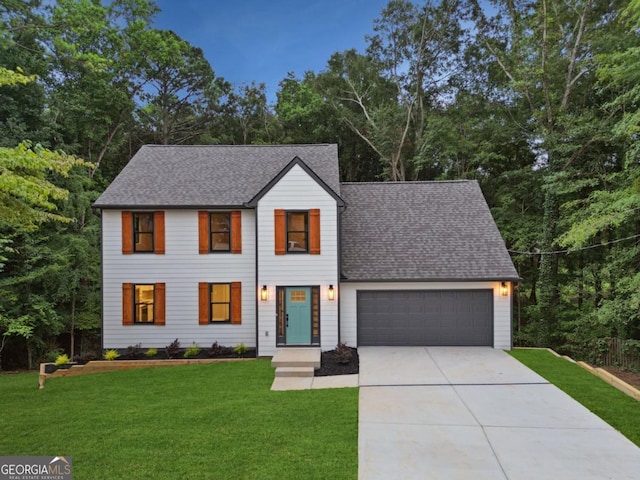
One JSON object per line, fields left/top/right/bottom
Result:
{"left": 256, "top": 164, "right": 340, "bottom": 356}
{"left": 340, "top": 281, "right": 512, "bottom": 350}
{"left": 102, "top": 209, "right": 256, "bottom": 349}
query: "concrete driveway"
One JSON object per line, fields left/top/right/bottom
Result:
{"left": 359, "top": 347, "right": 640, "bottom": 480}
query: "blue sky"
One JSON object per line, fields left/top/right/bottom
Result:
{"left": 152, "top": 0, "right": 391, "bottom": 102}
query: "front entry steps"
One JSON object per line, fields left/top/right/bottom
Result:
{"left": 271, "top": 348, "right": 320, "bottom": 390}
{"left": 272, "top": 348, "right": 321, "bottom": 373}
{"left": 270, "top": 348, "right": 358, "bottom": 390}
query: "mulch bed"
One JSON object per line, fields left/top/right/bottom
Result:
{"left": 315, "top": 347, "right": 359, "bottom": 377}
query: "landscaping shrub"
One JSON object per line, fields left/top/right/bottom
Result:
{"left": 334, "top": 343, "right": 354, "bottom": 364}
{"left": 125, "top": 343, "right": 143, "bottom": 359}
{"left": 145, "top": 348, "right": 158, "bottom": 358}
{"left": 164, "top": 339, "right": 181, "bottom": 359}
{"left": 209, "top": 341, "right": 233, "bottom": 357}
{"left": 104, "top": 349, "right": 120, "bottom": 361}
{"left": 184, "top": 343, "right": 201, "bottom": 358}
{"left": 54, "top": 354, "right": 70, "bottom": 366}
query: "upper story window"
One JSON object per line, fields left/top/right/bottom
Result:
{"left": 210, "top": 212, "right": 231, "bottom": 252}
{"left": 274, "top": 209, "right": 320, "bottom": 255}
{"left": 287, "top": 212, "right": 308, "bottom": 252}
{"left": 198, "top": 211, "right": 242, "bottom": 254}
{"left": 122, "top": 211, "right": 165, "bottom": 255}
{"left": 134, "top": 213, "right": 154, "bottom": 252}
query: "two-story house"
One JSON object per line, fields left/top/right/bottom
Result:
{"left": 94, "top": 144, "right": 519, "bottom": 356}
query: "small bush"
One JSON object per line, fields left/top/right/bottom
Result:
{"left": 184, "top": 343, "right": 201, "bottom": 358}
{"left": 165, "top": 339, "right": 181, "bottom": 359}
{"left": 54, "top": 354, "right": 70, "bottom": 366}
{"left": 104, "top": 349, "right": 120, "bottom": 361}
{"left": 125, "top": 343, "right": 143, "bottom": 359}
{"left": 234, "top": 343, "right": 247, "bottom": 356}
{"left": 209, "top": 341, "right": 233, "bottom": 357}
{"left": 145, "top": 348, "right": 158, "bottom": 357}
{"left": 334, "top": 343, "right": 354, "bottom": 364}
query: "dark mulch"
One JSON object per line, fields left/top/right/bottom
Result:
{"left": 315, "top": 347, "right": 359, "bottom": 377}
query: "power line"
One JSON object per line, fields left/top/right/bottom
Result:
{"left": 507, "top": 233, "right": 640, "bottom": 256}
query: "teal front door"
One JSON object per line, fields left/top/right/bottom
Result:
{"left": 285, "top": 287, "right": 312, "bottom": 344}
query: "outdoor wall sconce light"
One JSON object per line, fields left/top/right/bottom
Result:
{"left": 328, "top": 285, "right": 335, "bottom": 301}
{"left": 500, "top": 282, "right": 508, "bottom": 297}
{"left": 261, "top": 285, "right": 268, "bottom": 301}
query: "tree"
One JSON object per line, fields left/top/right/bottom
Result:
{"left": 317, "top": 0, "right": 466, "bottom": 180}
{"left": 135, "top": 29, "right": 223, "bottom": 145}
{"left": 471, "top": 0, "right": 627, "bottom": 345}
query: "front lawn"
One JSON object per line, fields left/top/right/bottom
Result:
{"left": 509, "top": 349, "right": 640, "bottom": 446}
{"left": 0, "top": 360, "right": 358, "bottom": 479}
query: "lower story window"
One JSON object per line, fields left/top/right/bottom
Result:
{"left": 135, "top": 284, "right": 155, "bottom": 323}
{"left": 210, "top": 283, "right": 231, "bottom": 323}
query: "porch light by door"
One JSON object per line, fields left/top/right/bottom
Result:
{"left": 500, "top": 282, "right": 508, "bottom": 297}
{"left": 261, "top": 285, "right": 268, "bottom": 301}
{"left": 328, "top": 285, "right": 335, "bottom": 301}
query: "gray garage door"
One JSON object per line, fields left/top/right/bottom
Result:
{"left": 357, "top": 290, "right": 494, "bottom": 346}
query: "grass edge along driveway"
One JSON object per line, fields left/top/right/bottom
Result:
{"left": 0, "top": 360, "right": 358, "bottom": 479}
{"left": 509, "top": 349, "right": 640, "bottom": 446}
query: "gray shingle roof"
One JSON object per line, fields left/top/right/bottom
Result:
{"left": 340, "top": 181, "right": 519, "bottom": 281}
{"left": 94, "top": 144, "right": 340, "bottom": 208}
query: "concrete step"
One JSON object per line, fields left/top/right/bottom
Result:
{"left": 275, "top": 366, "right": 315, "bottom": 378}
{"left": 271, "top": 348, "right": 321, "bottom": 369}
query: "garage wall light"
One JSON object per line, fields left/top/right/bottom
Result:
{"left": 328, "top": 285, "right": 335, "bottom": 301}
{"left": 260, "top": 285, "right": 268, "bottom": 301}
{"left": 500, "top": 282, "right": 508, "bottom": 297}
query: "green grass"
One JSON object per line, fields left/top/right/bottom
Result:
{"left": 0, "top": 360, "right": 358, "bottom": 479}
{"left": 509, "top": 349, "right": 640, "bottom": 446}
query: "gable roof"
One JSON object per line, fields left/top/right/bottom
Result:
{"left": 246, "top": 156, "right": 344, "bottom": 207}
{"left": 94, "top": 144, "right": 340, "bottom": 208}
{"left": 340, "top": 181, "right": 519, "bottom": 282}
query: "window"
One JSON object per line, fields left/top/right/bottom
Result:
{"left": 198, "top": 282, "right": 242, "bottom": 325}
{"left": 287, "top": 212, "right": 308, "bottom": 252}
{"left": 122, "top": 211, "right": 165, "bottom": 254}
{"left": 134, "top": 213, "right": 154, "bottom": 252}
{"left": 210, "top": 213, "right": 230, "bottom": 252}
{"left": 122, "top": 283, "right": 165, "bottom": 326}
{"left": 135, "top": 284, "right": 155, "bottom": 323}
{"left": 198, "top": 211, "right": 242, "bottom": 254}
{"left": 210, "top": 283, "right": 230, "bottom": 322}
{"left": 274, "top": 209, "right": 320, "bottom": 255}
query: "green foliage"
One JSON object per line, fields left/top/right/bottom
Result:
{"left": 145, "top": 348, "right": 157, "bottom": 357}
{"left": 233, "top": 343, "right": 247, "bottom": 356}
{"left": 183, "top": 343, "right": 200, "bottom": 358}
{"left": 0, "top": 141, "right": 91, "bottom": 228}
{"left": 54, "top": 353, "right": 70, "bottom": 366}
{"left": 103, "top": 349, "right": 119, "bottom": 361}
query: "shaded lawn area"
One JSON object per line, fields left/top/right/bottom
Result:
{"left": 509, "top": 349, "right": 640, "bottom": 446}
{"left": 0, "top": 360, "right": 358, "bottom": 479}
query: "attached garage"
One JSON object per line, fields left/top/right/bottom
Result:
{"left": 339, "top": 181, "right": 520, "bottom": 351}
{"left": 357, "top": 290, "right": 494, "bottom": 347}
